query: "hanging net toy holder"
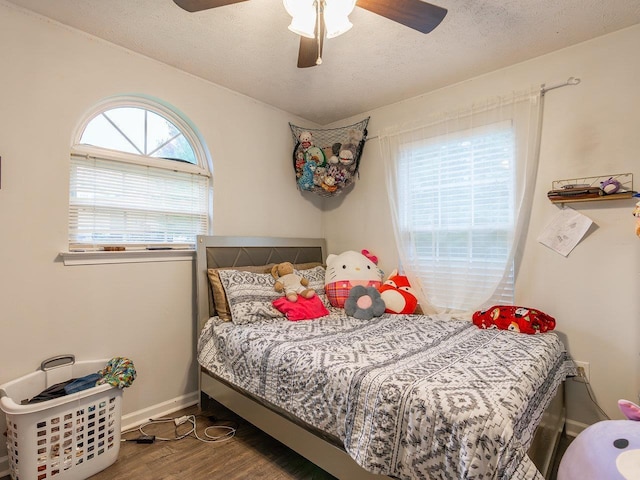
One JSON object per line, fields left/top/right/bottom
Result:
{"left": 290, "top": 117, "right": 369, "bottom": 197}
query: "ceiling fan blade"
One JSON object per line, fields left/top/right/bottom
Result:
{"left": 297, "top": 14, "right": 326, "bottom": 68}
{"left": 297, "top": 36, "right": 323, "bottom": 68}
{"left": 173, "top": 0, "right": 249, "bottom": 13}
{"left": 357, "top": 0, "right": 447, "bottom": 34}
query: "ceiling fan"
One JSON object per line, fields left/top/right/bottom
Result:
{"left": 173, "top": 0, "right": 447, "bottom": 68}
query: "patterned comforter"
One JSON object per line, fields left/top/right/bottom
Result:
{"left": 198, "top": 312, "right": 571, "bottom": 480}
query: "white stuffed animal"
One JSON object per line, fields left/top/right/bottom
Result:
{"left": 324, "top": 250, "right": 383, "bottom": 308}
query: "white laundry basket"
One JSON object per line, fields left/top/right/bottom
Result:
{"left": 0, "top": 355, "right": 122, "bottom": 480}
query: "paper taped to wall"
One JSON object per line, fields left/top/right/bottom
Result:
{"left": 537, "top": 207, "right": 593, "bottom": 256}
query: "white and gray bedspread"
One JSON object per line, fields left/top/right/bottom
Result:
{"left": 198, "top": 312, "right": 571, "bottom": 480}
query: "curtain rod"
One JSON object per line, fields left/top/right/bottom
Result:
{"left": 540, "top": 76, "right": 581, "bottom": 95}
{"left": 367, "top": 77, "right": 581, "bottom": 140}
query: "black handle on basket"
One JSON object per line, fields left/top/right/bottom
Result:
{"left": 41, "top": 354, "right": 75, "bottom": 371}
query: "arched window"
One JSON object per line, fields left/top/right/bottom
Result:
{"left": 69, "top": 96, "right": 211, "bottom": 250}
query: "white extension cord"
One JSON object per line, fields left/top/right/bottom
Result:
{"left": 124, "top": 414, "right": 236, "bottom": 444}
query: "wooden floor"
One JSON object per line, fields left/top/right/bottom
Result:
{"left": 1, "top": 400, "right": 573, "bottom": 480}
{"left": 86, "top": 401, "right": 336, "bottom": 480}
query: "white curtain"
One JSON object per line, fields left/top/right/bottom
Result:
{"left": 380, "top": 89, "right": 543, "bottom": 315}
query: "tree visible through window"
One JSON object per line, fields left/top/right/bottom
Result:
{"left": 69, "top": 98, "right": 211, "bottom": 250}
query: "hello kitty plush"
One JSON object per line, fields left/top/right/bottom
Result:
{"left": 324, "top": 250, "right": 383, "bottom": 308}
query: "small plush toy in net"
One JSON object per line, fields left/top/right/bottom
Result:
{"left": 289, "top": 117, "right": 369, "bottom": 197}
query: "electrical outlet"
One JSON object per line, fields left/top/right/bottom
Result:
{"left": 575, "top": 361, "right": 590, "bottom": 382}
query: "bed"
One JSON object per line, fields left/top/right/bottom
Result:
{"left": 195, "top": 235, "right": 570, "bottom": 480}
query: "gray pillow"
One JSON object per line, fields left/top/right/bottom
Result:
{"left": 218, "top": 269, "right": 284, "bottom": 324}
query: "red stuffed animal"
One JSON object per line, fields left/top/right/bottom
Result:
{"left": 378, "top": 270, "right": 418, "bottom": 314}
{"left": 472, "top": 305, "right": 556, "bottom": 334}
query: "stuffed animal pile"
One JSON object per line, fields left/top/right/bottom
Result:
{"left": 322, "top": 250, "right": 420, "bottom": 320}
{"left": 294, "top": 128, "right": 363, "bottom": 195}
{"left": 270, "top": 249, "right": 404, "bottom": 321}
{"left": 290, "top": 118, "right": 369, "bottom": 198}
{"left": 268, "top": 251, "right": 558, "bottom": 331}
{"left": 270, "top": 262, "right": 328, "bottom": 321}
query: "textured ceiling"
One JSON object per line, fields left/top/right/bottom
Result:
{"left": 6, "top": 0, "right": 640, "bottom": 125}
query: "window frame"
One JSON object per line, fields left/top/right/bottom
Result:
{"left": 64, "top": 95, "right": 212, "bottom": 264}
{"left": 73, "top": 96, "right": 211, "bottom": 172}
{"left": 381, "top": 90, "right": 542, "bottom": 314}
{"left": 394, "top": 121, "right": 518, "bottom": 310}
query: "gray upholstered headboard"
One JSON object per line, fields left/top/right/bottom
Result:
{"left": 195, "top": 236, "right": 327, "bottom": 332}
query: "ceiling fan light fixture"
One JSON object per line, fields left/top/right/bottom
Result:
{"left": 324, "top": 19, "right": 352, "bottom": 39}
{"left": 288, "top": 15, "right": 317, "bottom": 38}
{"left": 175, "top": 0, "right": 448, "bottom": 68}
{"left": 324, "top": 0, "right": 356, "bottom": 38}
{"left": 283, "top": 0, "right": 317, "bottom": 38}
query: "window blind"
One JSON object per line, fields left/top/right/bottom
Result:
{"left": 69, "top": 154, "right": 209, "bottom": 249}
{"left": 397, "top": 124, "right": 515, "bottom": 310}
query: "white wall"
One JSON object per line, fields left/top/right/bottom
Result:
{"left": 1, "top": 4, "right": 638, "bottom": 472}
{"left": 0, "top": 1, "right": 322, "bottom": 463}
{"left": 322, "top": 25, "right": 640, "bottom": 428}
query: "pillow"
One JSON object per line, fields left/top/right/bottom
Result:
{"left": 208, "top": 265, "right": 274, "bottom": 321}
{"left": 296, "top": 265, "right": 329, "bottom": 307}
{"left": 292, "top": 261, "right": 323, "bottom": 271}
{"left": 344, "top": 286, "right": 386, "bottom": 320}
{"left": 217, "top": 270, "right": 284, "bottom": 324}
{"left": 209, "top": 262, "right": 323, "bottom": 322}
{"left": 272, "top": 296, "right": 329, "bottom": 321}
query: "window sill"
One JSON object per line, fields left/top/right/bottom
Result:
{"left": 60, "top": 249, "right": 195, "bottom": 266}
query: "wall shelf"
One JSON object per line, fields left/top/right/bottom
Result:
{"left": 548, "top": 191, "right": 636, "bottom": 204}
{"left": 547, "top": 173, "right": 636, "bottom": 204}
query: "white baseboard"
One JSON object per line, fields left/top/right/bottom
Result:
{"left": 121, "top": 391, "right": 199, "bottom": 431}
{"left": 565, "top": 418, "right": 589, "bottom": 438}
{"left": 0, "top": 392, "right": 200, "bottom": 479}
